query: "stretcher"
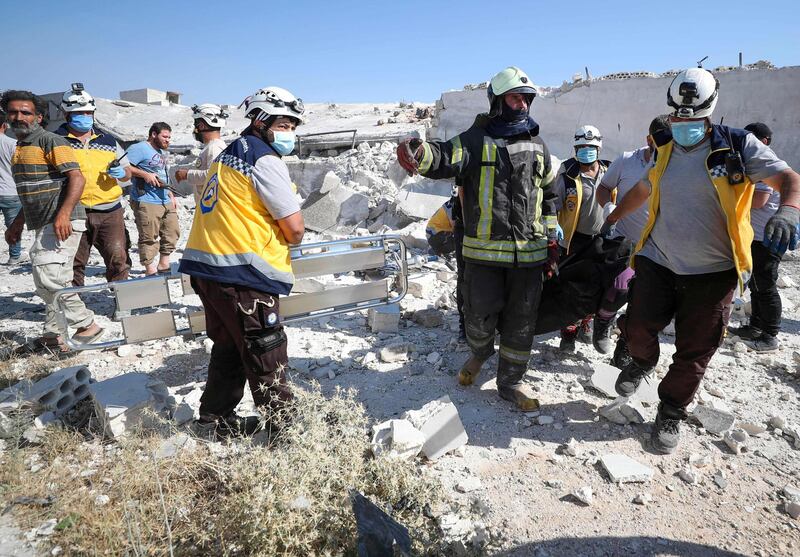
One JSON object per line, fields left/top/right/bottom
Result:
{"left": 54, "top": 235, "right": 408, "bottom": 351}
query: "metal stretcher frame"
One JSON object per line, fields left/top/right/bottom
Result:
{"left": 54, "top": 235, "right": 408, "bottom": 351}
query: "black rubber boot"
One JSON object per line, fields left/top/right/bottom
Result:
{"left": 592, "top": 317, "right": 614, "bottom": 354}
{"left": 611, "top": 336, "right": 633, "bottom": 369}
{"left": 496, "top": 359, "right": 539, "bottom": 411}
{"left": 727, "top": 324, "right": 762, "bottom": 341}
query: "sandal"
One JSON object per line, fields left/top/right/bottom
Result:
{"left": 156, "top": 266, "right": 172, "bottom": 275}
{"left": 71, "top": 327, "right": 105, "bottom": 345}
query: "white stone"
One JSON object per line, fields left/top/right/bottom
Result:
{"left": 786, "top": 501, "right": 800, "bottom": 520}
{"left": 572, "top": 486, "right": 593, "bottom": 505}
{"left": 599, "top": 397, "right": 649, "bottom": 425}
{"left": 156, "top": 433, "right": 198, "bottom": 459}
{"left": 633, "top": 493, "right": 652, "bottom": 505}
{"left": 89, "top": 374, "right": 175, "bottom": 438}
{"left": 600, "top": 454, "right": 655, "bottom": 483}
{"left": 777, "top": 275, "right": 795, "bottom": 288}
{"left": 769, "top": 415, "right": 786, "bottom": 429}
{"left": 367, "top": 305, "right": 400, "bottom": 333}
{"left": 562, "top": 438, "right": 581, "bottom": 457}
{"left": 436, "top": 270, "right": 456, "bottom": 282}
{"left": 783, "top": 485, "right": 800, "bottom": 503}
{"left": 679, "top": 467, "right": 700, "bottom": 485}
{"left": 692, "top": 404, "right": 735, "bottom": 435}
{"left": 290, "top": 495, "right": 312, "bottom": 511}
{"left": 706, "top": 386, "right": 726, "bottom": 399}
{"left": 537, "top": 415, "right": 554, "bottom": 425}
{"left": 407, "top": 274, "right": 437, "bottom": 299}
{"left": 713, "top": 470, "right": 728, "bottom": 489}
{"left": 116, "top": 345, "right": 136, "bottom": 358}
{"left": 379, "top": 342, "right": 412, "bottom": 363}
{"left": 402, "top": 395, "right": 468, "bottom": 460}
{"left": 733, "top": 342, "right": 748, "bottom": 353}
{"left": 738, "top": 422, "right": 768, "bottom": 436}
{"left": 370, "top": 419, "right": 425, "bottom": 460}
{"left": 724, "top": 428, "right": 749, "bottom": 454}
{"left": 455, "top": 476, "right": 483, "bottom": 493}
{"left": 203, "top": 338, "right": 214, "bottom": 355}
{"left": 94, "top": 494, "right": 110, "bottom": 506}
{"left": 426, "top": 352, "right": 442, "bottom": 364}
{"left": 688, "top": 453, "right": 712, "bottom": 468}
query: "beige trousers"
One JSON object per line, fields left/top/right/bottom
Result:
{"left": 30, "top": 221, "right": 94, "bottom": 337}
{"left": 131, "top": 201, "right": 179, "bottom": 265}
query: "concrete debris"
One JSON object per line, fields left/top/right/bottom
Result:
{"left": 537, "top": 415, "right": 554, "bottom": 426}
{"left": 412, "top": 308, "right": 445, "bottom": 328}
{"left": 292, "top": 278, "right": 327, "bottom": 294}
{"left": 367, "top": 304, "right": 400, "bottom": 333}
{"left": 706, "top": 386, "right": 726, "bottom": 399}
{"left": 713, "top": 470, "right": 728, "bottom": 489}
{"left": 599, "top": 396, "right": 649, "bottom": 425}
{"left": 787, "top": 501, "right": 800, "bottom": 520}
{"left": 783, "top": 485, "right": 800, "bottom": 502}
{"left": 691, "top": 404, "right": 735, "bottom": 435}
{"left": 600, "top": 454, "right": 655, "bottom": 483}
{"left": 436, "top": 270, "right": 456, "bottom": 282}
{"left": 89, "top": 373, "right": 175, "bottom": 438}
{"left": 290, "top": 495, "right": 312, "bottom": 511}
{"left": 301, "top": 183, "right": 369, "bottom": 232}
{"left": 572, "top": 486, "right": 593, "bottom": 506}
{"left": 402, "top": 395, "right": 469, "bottom": 460}
{"left": 589, "top": 363, "right": 658, "bottom": 403}
{"left": 633, "top": 493, "right": 652, "bottom": 505}
{"left": 688, "top": 454, "right": 712, "bottom": 468}
{"left": 379, "top": 342, "right": 413, "bottom": 363}
{"left": 679, "top": 467, "right": 701, "bottom": 485}
{"left": 0, "top": 365, "right": 92, "bottom": 418}
{"left": 116, "top": 345, "right": 136, "bottom": 358}
{"left": 724, "top": 428, "right": 750, "bottom": 454}
{"left": 777, "top": 275, "right": 796, "bottom": 288}
{"left": 395, "top": 180, "right": 452, "bottom": 220}
{"left": 370, "top": 419, "right": 425, "bottom": 460}
{"left": 203, "top": 338, "right": 214, "bottom": 355}
{"left": 155, "top": 432, "right": 198, "bottom": 459}
{"left": 455, "top": 476, "right": 483, "bottom": 493}
{"left": 733, "top": 342, "right": 749, "bottom": 354}
{"left": 94, "top": 494, "right": 110, "bottom": 507}
{"left": 426, "top": 352, "right": 442, "bottom": 365}
{"left": 407, "top": 274, "right": 437, "bottom": 299}
{"left": 561, "top": 438, "right": 581, "bottom": 457}
{"left": 738, "top": 422, "right": 768, "bottom": 436}
{"left": 171, "top": 387, "right": 202, "bottom": 425}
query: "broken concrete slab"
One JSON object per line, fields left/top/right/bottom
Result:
{"left": 155, "top": 433, "right": 198, "bottom": 459}
{"left": 368, "top": 304, "right": 400, "bottom": 333}
{"left": 600, "top": 454, "right": 655, "bottom": 483}
{"left": 89, "top": 373, "right": 175, "bottom": 438}
{"left": 724, "top": 428, "right": 750, "bottom": 454}
{"left": 692, "top": 404, "right": 735, "bottom": 435}
{"left": 413, "top": 308, "right": 444, "bottom": 328}
{"left": 572, "top": 486, "right": 593, "bottom": 505}
{"left": 395, "top": 186, "right": 450, "bottom": 220}
{"left": 0, "top": 365, "right": 92, "bottom": 418}
{"left": 407, "top": 274, "right": 438, "bottom": 299}
{"left": 301, "top": 183, "right": 369, "bottom": 232}
{"left": 171, "top": 387, "right": 202, "bottom": 425}
{"left": 370, "top": 419, "right": 425, "bottom": 460}
{"left": 588, "top": 362, "right": 658, "bottom": 403}
{"left": 599, "top": 397, "right": 648, "bottom": 425}
{"left": 379, "top": 342, "right": 413, "bottom": 363}
{"left": 402, "top": 395, "right": 468, "bottom": 460}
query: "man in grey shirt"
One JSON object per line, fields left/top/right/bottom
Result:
{"left": 0, "top": 111, "right": 22, "bottom": 264}
{"left": 603, "top": 68, "right": 800, "bottom": 454}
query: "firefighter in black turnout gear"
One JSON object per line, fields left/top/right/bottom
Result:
{"left": 397, "top": 66, "right": 559, "bottom": 410}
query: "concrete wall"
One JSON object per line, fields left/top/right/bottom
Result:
{"left": 429, "top": 66, "right": 800, "bottom": 170}
{"left": 120, "top": 88, "right": 181, "bottom": 106}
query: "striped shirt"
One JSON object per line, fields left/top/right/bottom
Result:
{"left": 11, "top": 125, "right": 85, "bottom": 230}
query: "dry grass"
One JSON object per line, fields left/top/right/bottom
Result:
{"left": 0, "top": 385, "right": 446, "bottom": 556}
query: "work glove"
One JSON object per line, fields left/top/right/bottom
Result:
{"left": 599, "top": 218, "right": 616, "bottom": 239}
{"left": 397, "top": 138, "right": 423, "bottom": 176}
{"left": 544, "top": 240, "right": 560, "bottom": 280}
{"left": 543, "top": 216, "right": 563, "bottom": 242}
{"left": 555, "top": 223, "right": 564, "bottom": 242}
{"left": 107, "top": 164, "right": 126, "bottom": 179}
{"left": 763, "top": 205, "right": 800, "bottom": 255}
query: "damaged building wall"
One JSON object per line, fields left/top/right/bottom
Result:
{"left": 429, "top": 66, "right": 800, "bottom": 170}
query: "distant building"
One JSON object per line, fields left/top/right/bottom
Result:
{"left": 119, "top": 88, "right": 182, "bottom": 106}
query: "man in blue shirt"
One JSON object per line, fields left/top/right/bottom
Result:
{"left": 127, "top": 122, "right": 178, "bottom": 275}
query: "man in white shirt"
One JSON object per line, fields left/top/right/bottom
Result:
{"left": 0, "top": 111, "right": 22, "bottom": 264}
{"left": 175, "top": 104, "right": 228, "bottom": 205}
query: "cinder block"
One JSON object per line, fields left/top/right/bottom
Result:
{"left": 368, "top": 304, "right": 400, "bottom": 333}
{"left": 0, "top": 365, "right": 92, "bottom": 417}
{"left": 402, "top": 395, "right": 468, "bottom": 460}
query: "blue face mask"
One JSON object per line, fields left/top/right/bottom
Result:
{"left": 271, "top": 131, "right": 295, "bottom": 155}
{"left": 69, "top": 114, "right": 94, "bottom": 133}
{"left": 671, "top": 121, "right": 707, "bottom": 147}
{"left": 575, "top": 146, "right": 598, "bottom": 164}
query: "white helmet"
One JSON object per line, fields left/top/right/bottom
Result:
{"left": 60, "top": 83, "right": 95, "bottom": 113}
{"left": 667, "top": 67, "right": 719, "bottom": 119}
{"left": 574, "top": 125, "right": 602, "bottom": 148}
{"left": 241, "top": 86, "right": 304, "bottom": 124}
{"left": 191, "top": 103, "right": 228, "bottom": 128}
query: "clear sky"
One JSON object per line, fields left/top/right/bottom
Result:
{"left": 2, "top": 0, "right": 798, "bottom": 105}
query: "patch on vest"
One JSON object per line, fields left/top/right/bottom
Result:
{"left": 200, "top": 173, "right": 220, "bottom": 214}
{"left": 566, "top": 193, "right": 578, "bottom": 212}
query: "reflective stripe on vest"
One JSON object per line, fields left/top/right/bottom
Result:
{"left": 418, "top": 142, "right": 434, "bottom": 174}
{"left": 477, "top": 140, "right": 497, "bottom": 239}
{"left": 450, "top": 136, "right": 463, "bottom": 165}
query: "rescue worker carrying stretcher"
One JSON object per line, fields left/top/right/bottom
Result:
{"left": 398, "top": 66, "right": 559, "bottom": 411}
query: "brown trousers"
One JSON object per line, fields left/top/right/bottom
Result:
{"left": 131, "top": 200, "right": 179, "bottom": 266}
{"left": 72, "top": 206, "right": 131, "bottom": 286}
{"left": 191, "top": 277, "right": 293, "bottom": 418}
{"left": 618, "top": 255, "right": 737, "bottom": 409}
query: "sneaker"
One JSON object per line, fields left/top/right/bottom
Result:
{"left": 727, "top": 324, "right": 762, "bottom": 341}
{"left": 611, "top": 336, "right": 633, "bottom": 369}
{"left": 614, "top": 361, "right": 652, "bottom": 397}
{"left": 652, "top": 404, "right": 684, "bottom": 454}
{"left": 592, "top": 318, "right": 614, "bottom": 354}
{"left": 744, "top": 333, "right": 779, "bottom": 353}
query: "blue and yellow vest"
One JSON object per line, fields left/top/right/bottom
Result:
{"left": 426, "top": 198, "right": 455, "bottom": 239}
{"left": 633, "top": 125, "right": 755, "bottom": 285}
{"left": 55, "top": 124, "right": 121, "bottom": 209}
{"left": 178, "top": 134, "right": 295, "bottom": 296}
{"left": 557, "top": 157, "right": 612, "bottom": 252}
